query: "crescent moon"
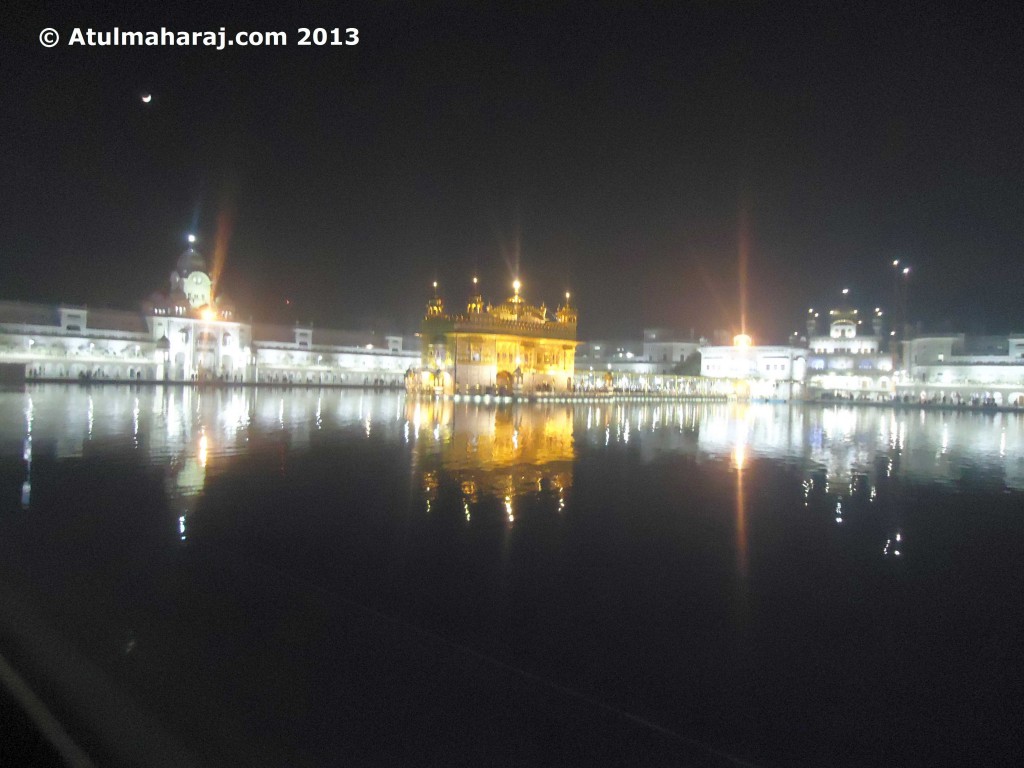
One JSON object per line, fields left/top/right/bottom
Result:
{"left": 141, "top": 94, "right": 152, "bottom": 103}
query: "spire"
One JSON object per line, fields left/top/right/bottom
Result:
{"left": 426, "top": 281, "right": 445, "bottom": 318}
{"left": 467, "top": 275, "right": 484, "bottom": 314}
{"left": 556, "top": 290, "right": 577, "bottom": 325}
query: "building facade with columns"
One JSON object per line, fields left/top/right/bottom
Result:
{"left": 804, "top": 305, "right": 895, "bottom": 397}
{"left": 0, "top": 239, "right": 417, "bottom": 386}
{"left": 898, "top": 334, "right": 1024, "bottom": 406}
{"left": 700, "top": 335, "right": 807, "bottom": 400}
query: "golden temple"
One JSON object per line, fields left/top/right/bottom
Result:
{"left": 408, "top": 279, "right": 578, "bottom": 395}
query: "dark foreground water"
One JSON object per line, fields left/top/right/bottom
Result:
{"left": 0, "top": 386, "right": 1022, "bottom": 767}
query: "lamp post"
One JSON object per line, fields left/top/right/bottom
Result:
{"left": 891, "top": 260, "right": 911, "bottom": 372}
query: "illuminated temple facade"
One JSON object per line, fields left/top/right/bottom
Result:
{"left": 409, "top": 280, "right": 578, "bottom": 395}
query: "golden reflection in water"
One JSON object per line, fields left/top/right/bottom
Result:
{"left": 407, "top": 399, "right": 575, "bottom": 517}
{"left": 732, "top": 442, "right": 749, "bottom": 581}
{"left": 727, "top": 403, "right": 752, "bottom": 582}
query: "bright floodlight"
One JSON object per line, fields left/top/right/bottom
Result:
{"left": 903, "top": 267, "right": 910, "bottom": 275}
{"left": 842, "top": 287, "right": 849, "bottom": 295}
{"left": 187, "top": 234, "right": 196, "bottom": 244}
{"left": 733, "top": 333, "right": 752, "bottom": 348}
{"left": 200, "top": 307, "right": 216, "bottom": 321}
{"left": 513, "top": 279, "right": 521, "bottom": 293}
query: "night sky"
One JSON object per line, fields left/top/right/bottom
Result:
{"left": 3, "top": 2, "right": 1023, "bottom": 340}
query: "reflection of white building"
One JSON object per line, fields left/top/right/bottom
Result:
{"left": 565, "top": 398, "right": 1024, "bottom": 492}
{"left": 805, "top": 306, "right": 894, "bottom": 396}
{"left": 900, "top": 335, "right": 1024, "bottom": 405}
{"left": 0, "top": 239, "right": 417, "bottom": 386}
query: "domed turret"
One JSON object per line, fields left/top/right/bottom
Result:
{"left": 426, "top": 281, "right": 445, "bottom": 318}
{"left": 829, "top": 306, "right": 858, "bottom": 339}
{"left": 556, "top": 292, "right": 577, "bottom": 325}
{"left": 467, "top": 277, "right": 484, "bottom": 314}
{"left": 176, "top": 245, "right": 207, "bottom": 279}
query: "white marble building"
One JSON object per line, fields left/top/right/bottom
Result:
{"left": 0, "top": 239, "right": 417, "bottom": 386}
{"left": 804, "top": 306, "right": 894, "bottom": 396}
{"left": 900, "top": 334, "right": 1024, "bottom": 405}
{"left": 700, "top": 337, "right": 807, "bottom": 400}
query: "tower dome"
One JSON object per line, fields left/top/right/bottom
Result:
{"left": 176, "top": 245, "right": 207, "bottom": 278}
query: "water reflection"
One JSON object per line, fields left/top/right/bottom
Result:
{"left": 733, "top": 440, "right": 749, "bottom": 579}
{"left": 407, "top": 399, "right": 575, "bottom": 522}
{"left": 1, "top": 387, "right": 1019, "bottom": 765}
{"left": 21, "top": 395, "right": 32, "bottom": 509}
{"left": 1, "top": 387, "right": 1022, "bottom": 542}
{"left": 0, "top": 386, "right": 408, "bottom": 537}
{"left": 566, "top": 400, "right": 1024, "bottom": 491}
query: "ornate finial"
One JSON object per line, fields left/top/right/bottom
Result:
{"left": 468, "top": 276, "right": 484, "bottom": 314}
{"left": 427, "top": 281, "right": 445, "bottom": 318}
{"left": 556, "top": 290, "right": 577, "bottom": 325}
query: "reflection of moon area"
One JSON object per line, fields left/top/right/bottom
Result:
{"left": 141, "top": 93, "right": 152, "bottom": 103}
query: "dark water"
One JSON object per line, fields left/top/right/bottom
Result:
{"left": 0, "top": 386, "right": 1022, "bottom": 767}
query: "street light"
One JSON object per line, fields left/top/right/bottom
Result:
{"left": 891, "top": 260, "right": 912, "bottom": 371}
